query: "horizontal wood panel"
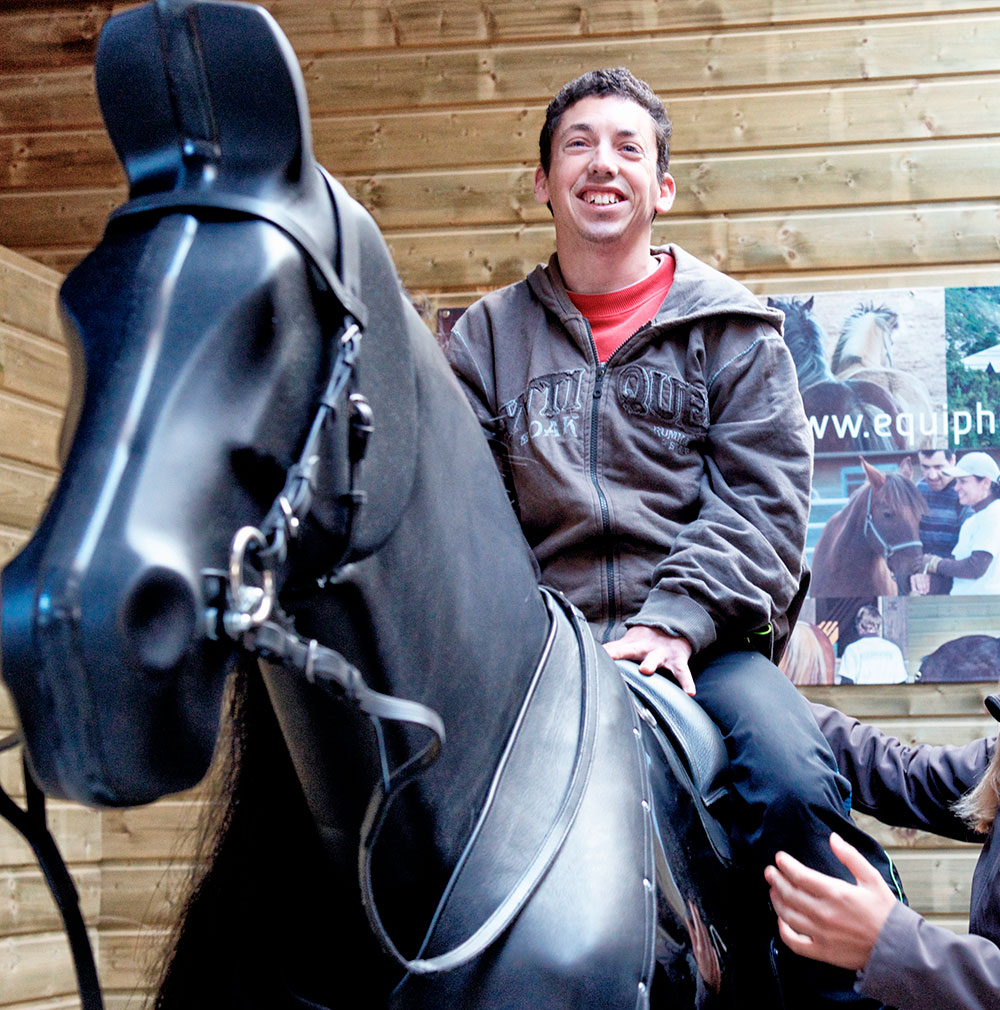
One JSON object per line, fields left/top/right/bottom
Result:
{"left": 0, "top": 248, "right": 62, "bottom": 341}
{"left": 101, "top": 801, "right": 209, "bottom": 862}
{"left": 99, "top": 863, "right": 197, "bottom": 928}
{"left": 0, "top": 394, "right": 63, "bottom": 470}
{"left": 804, "top": 682, "right": 996, "bottom": 718}
{"left": 891, "top": 848, "right": 981, "bottom": 914}
{"left": 98, "top": 927, "right": 167, "bottom": 994}
{"left": 7, "top": 0, "right": 1000, "bottom": 71}
{"left": 0, "top": 459, "right": 57, "bottom": 533}
{"left": 296, "top": 15, "right": 1000, "bottom": 115}
{"left": 0, "top": 931, "right": 83, "bottom": 1006}
{"left": 348, "top": 137, "right": 1000, "bottom": 228}
{"left": 854, "top": 811, "right": 982, "bottom": 851}
{"left": 8, "top": 137, "right": 1000, "bottom": 268}
{"left": 0, "top": 804, "right": 101, "bottom": 866}
{"left": 374, "top": 200, "right": 1000, "bottom": 292}
{"left": 0, "top": 323, "right": 69, "bottom": 409}
{"left": 1, "top": 684, "right": 15, "bottom": 728}
{"left": 0, "top": 998, "right": 86, "bottom": 1010}
{"left": 0, "top": 528, "right": 30, "bottom": 568}
{"left": 0, "top": 866, "right": 100, "bottom": 937}
{"left": 849, "top": 717, "right": 995, "bottom": 747}
{"left": 6, "top": 30, "right": 1000, "bottom": 143}
{"left": 317, "top": 76, "right": 1000, "bottom": 173}
{"left": 6, "top": 76, "right": 1000, "bottom": 204}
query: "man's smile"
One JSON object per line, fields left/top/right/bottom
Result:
{"left": 579, "top": 189, "right": 626, "bottom": 206}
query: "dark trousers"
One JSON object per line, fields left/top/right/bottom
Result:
{"left": 692, "top": 648, "right": 900, "bottom": 1008}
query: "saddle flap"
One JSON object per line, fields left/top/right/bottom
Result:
{"left": 617, "top": 661, "right": 729, "bottom": 808}
{"left": 96, "top": 0, "right": 313, "bottom": 202}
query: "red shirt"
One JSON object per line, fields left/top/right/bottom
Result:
{"left": 566, "top": 254, "right": 676, "bottom": 362}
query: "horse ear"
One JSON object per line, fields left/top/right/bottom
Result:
{"left": 861, "top": 457, "right": 886, "bottom": 488}
{"left": 803, "top": 296, "right": 814, "bottom": 310}
{"left": 898, "top": 455, "right": 914, "bottom": 480}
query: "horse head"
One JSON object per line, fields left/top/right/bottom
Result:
{"left": 858, "top": 458, "right": 927, "bottom": 594}
{"left": 0, "top": 0, "right": 420, "bottom": 805}
{"left": 768, "top": 295, "right": 836, "bottom": 390}
{"left": 832, "top": 302, "right": 899, "bottom": 374}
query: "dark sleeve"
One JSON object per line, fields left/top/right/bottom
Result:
{"left": 859, "top": 903, "right": 1000, "bottom": 1010}
{"left": 630, "top": 325, "right": 812, "bottom": 650}
{"left": 441, "top": 307, "right": 500, "bottom": 438}
{"left": 810, "top": 702, "right": 991, "bottom": 841}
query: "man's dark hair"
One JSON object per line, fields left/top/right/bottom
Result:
{"left": 918, "top": 448, "right": 956, "bottom": 462}
{"left": 538, "top": 68, "right": 672, "bottom": 182}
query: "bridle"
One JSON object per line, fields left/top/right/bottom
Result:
{"left": 862, "top": 485, "right": 922, "bottom": 573}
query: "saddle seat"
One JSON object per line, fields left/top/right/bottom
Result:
{"left": 617, "top": 660, "right": 732, "bottom": 863}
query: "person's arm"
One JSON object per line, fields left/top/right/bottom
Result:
{"left": 627, "top": 321, "right": 813, "bottom": 656}
{"left": 766, "top": 834, "right": 1000, "bottom": 1010}
{"left": 810, "top": 702, "right": 990, "bottom": 839}
{"left": 924, "top": 551, "right": 993, "bottom": 580}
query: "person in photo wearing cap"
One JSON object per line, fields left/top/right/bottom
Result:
{"left": 912, "top": 450, "right": 1000, "bottom": 596}
{"left": 765, "top": 694, "right": 1000, "bottom": 1010}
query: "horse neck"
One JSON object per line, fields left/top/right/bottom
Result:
{"left": 273, "top": 309, "right": 550, "bottom": 940}
{"left": 785, "top": 314, "right": 834, "bottom": 387}
{"left": 350, "top": 314, "right": 550, "bottom": 782}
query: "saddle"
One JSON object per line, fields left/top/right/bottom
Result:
{"left": 618, "top": 661, "right": 732, "bottom": 863}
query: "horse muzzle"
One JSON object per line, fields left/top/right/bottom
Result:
{"left": 1, "top": 542, "right": 226, "bottom": 806}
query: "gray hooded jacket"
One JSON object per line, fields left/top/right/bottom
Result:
{"left": 812, "top": 702, "right": 1000, "bottom": 1010}
{"left": 446, "top": 244, "right": 812, "bottom": 653}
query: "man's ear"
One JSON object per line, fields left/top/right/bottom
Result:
{"left": 534, "top": 164, "right": 550, "bottom": 205}
{"left": 655, "top": 172, "right": 676, "bottom": 214}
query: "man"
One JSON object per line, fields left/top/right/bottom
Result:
{"left": 836, "top": 605, "right": 908, "bottom": 685}
{"left": 445, "top": 68, "right": 898, "bottom": 1004}
{"left": 912, "top": 448, "right": 967, "bottom": 594}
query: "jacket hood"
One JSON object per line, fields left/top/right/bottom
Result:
{"left": 526, "top": 244, "right": 785, "bottom": 342}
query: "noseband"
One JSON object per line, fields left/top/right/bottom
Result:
{"left": 862, "top": 485, "right": 921, "bottom": 571}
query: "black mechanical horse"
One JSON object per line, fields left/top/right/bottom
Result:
{"left": 1, "top": 3, "right": 789, "bottom": 1008}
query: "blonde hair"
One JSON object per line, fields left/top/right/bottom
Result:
{"left": 953, "top": 739, "right": 1000, "bottom": 834}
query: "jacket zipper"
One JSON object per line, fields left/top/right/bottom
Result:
{"left": 587, "top": 326, "right": 651, "bottom": 643}
{"left": 589, "top": 362, "right": 617, "bottom": 642}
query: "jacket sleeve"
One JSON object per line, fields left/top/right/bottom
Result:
{"left": 441, "top": 306, "right": 500, "bottom": 438}
{"left": 630, "top": 323, "right": 812, "bottom": 653}
{"left": 810, "top": 702, "right": 991, "bottom": 840}
{"left": 858, "top": 903, "right": 1000, "bottom": 1010}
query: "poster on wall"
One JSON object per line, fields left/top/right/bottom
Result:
{"left": 769, "top": 286, "right": 1000, "bottom": 687}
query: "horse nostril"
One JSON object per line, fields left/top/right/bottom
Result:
{"left": 121, "top": 569, "right": 198, "bottom": 672}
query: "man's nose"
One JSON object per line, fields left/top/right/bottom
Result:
{"left": 588, "top": 139, "right": 618, "bottom": 175}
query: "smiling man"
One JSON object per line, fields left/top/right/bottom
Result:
{"left": 446, "top": 68, "right": 899, "bottom": 1005}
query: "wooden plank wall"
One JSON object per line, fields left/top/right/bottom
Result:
{"left": 2, "top": 1, "right": 1000, "bottom": 1007}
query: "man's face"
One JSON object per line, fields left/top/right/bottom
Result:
{"left": 919, "top": 451, "right": 954, "bottom": 492}
{"left": 534, "top": 95, "right": 675, "bottom": 258}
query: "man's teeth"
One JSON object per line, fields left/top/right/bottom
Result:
{"left": 585, "top": 192, "right": 621, "bottom": 205}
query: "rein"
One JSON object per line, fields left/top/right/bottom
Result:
{"left": 0, "top": 737, "right": 104, "bottom": 1010}
{"left": 862, "top": 485, "right": 922, "bottom": 569}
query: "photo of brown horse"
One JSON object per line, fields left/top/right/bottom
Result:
{"left": 810, "top": 458, "right": 927, "bottom": 598}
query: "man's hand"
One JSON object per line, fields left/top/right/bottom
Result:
{"left": 763, "top": 832, "right": 897, "bottom": 971}
{"left": 603, "top": 625, "right": 695, "bottom": 695}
